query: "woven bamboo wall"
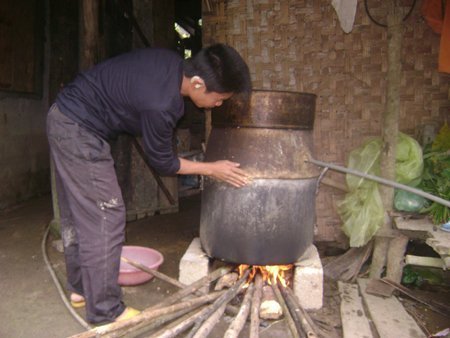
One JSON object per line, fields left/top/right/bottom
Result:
{"left": 202, "top": 0, "right": 450, "bottom": 243}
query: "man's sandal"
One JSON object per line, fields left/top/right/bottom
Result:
{"left": 115, "top": 307, "right": 140, "bottom": 322}
{"left": 70, "top": 293, "right": 86, "bottom": 308}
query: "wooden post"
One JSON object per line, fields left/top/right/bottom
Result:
{"left": 79, "top": 0, "right": 99, "bottom": 70}
{"left": 49, "top": 0, "right": 98, "bottom": 237}
{"left": 370, "top": 1, "right": 406, "bottom": 281}
{"left": 205, "top": 109, "right": 212, "bottom": 147}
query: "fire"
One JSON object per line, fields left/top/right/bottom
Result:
{"left": 238, "top": 264, "right": 293, "bottom": 287}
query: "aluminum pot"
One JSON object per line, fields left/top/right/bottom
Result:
{"left": 200, "top": 90, "right": 319, "bottom": 265}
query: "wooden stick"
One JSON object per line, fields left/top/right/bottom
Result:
{"left": 380, "top": 278, "right": 450, "bottom": 316}
{"left": 120, "top": 306, "right": 202, "bottom": 338}
{"left": 69, "top": 292, "right": 223, "bottom": 338}
{"left": 191, "top": 302, "right": 227, "bottom": 338}
{"left": 279, "top": 285, "right": 306, "bottom": 338}
{"left": 249, "top": 274, "right": 263, "bottom": 338}
{"left": 122, "top": 256, "right": 239, "bottom": 316}
{"left": 149, "top": 264, "right": 233, "bottom": 309}
{"left": 402, "top": 305, "right": 431, "bottom": 337}
{"left": 271, "top": 282, "right": 300, "bottom": 338}
{"left": 150, "top": 271, "right": 249, "bottom": 338}
{"left": 143, "top": 304, "right": 215, "bottom": 338}
{"left": 148, "top": 307, "right": 207, "bottom": 338}
{"left": 350, "top": 241, "right": 374, "bottom": 283}
{"left": 188, "top": 270, "right": 250, "bottom": 338}
{"left": 224, "top": 303, "right": 240, "bottom": 316}
{"left": 121, "top": 256, "right": 184, "bottom": 289}
{"left": 224, "top": 283, "right": 255, "bottom": 338}
{"left": 283, "top": 286, "right": 319, "bottom": 338}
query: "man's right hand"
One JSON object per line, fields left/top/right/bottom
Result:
{"left": 177, "top": 158, "right": 250, "bottom": 188}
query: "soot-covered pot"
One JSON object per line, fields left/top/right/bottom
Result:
{"left": 200, "top": 90, "right": 319, "bottom": 265}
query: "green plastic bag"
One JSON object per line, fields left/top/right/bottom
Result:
{"left": 394, "top": 189, "right": 427, "bottom": 212}
{"left": 337, "top": 182, "right": 384, "bottom": 247}
{"left": 395, "top": 133, "right": 424, "bottom": 186}
{"left": 337, "top": 132, "right": 423, "bottom": 247}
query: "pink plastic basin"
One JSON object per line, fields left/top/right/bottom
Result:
{"left": 119, "top": 246, "right": 164, "bottom": 286}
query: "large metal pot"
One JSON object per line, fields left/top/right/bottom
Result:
{"left": 200, "top": 90, "right": 318, "bottom": 265}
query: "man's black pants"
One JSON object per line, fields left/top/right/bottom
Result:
{"left": 47, "top": 104, "right": 126, "bottom": 323}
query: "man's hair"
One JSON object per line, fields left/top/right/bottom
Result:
{"left": 184, "top": 43, "right": 252, "bottom": 95}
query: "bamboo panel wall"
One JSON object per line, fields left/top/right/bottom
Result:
{"left": 202, "top": 0, "right": 450, "bottom": 243}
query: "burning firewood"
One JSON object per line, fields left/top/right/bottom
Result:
{"left": 69, "top": 261, "right": 315, "bottom": 338}
{"left": 249, "top": 273, "right": 263, "bottom": 338}
{"left": 175, "top": 270, "right": 250, "bottom": 338}
{"left": 189, "top": 302, "right": 227, "bottom": 338}
{"left": 281, "top": 283, "right": 319, "bottom": 338}
{"left": 224, "top": 282, "right": 254, "bottom": 338}
{"left": 152, "top": 265, "right": 233, "bottom": 309}
{"left": 271, "top": 282, "right": 300, "bottom": 338}
{"left": 214, "top": 272, "right": 239, "bottom": 290}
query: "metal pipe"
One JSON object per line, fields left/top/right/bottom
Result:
{"left": 307, "top": 158, "right": 450, "bottom": 208}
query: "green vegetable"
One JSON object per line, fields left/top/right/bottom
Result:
{"left": 419, "top": 123, "right": 450, "bottom": 224}
{"left": 402, "top": 265, "right": 444, "bottom": 287}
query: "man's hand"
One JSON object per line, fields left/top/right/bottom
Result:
{"left": 206, "top": 160, "right": 250, "bottom": 188}
{"left": 177, "top": 158, "right": 250, "bottom": 188}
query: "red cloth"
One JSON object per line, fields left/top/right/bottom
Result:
{"left": 422, "top": 0, "right": 450, "bottom": 73}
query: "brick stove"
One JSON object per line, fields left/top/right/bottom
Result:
{"left": 178, "top": 238, "right": 323, "bottom": 310}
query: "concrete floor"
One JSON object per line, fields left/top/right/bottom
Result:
{"left": 0, "top": 195, "right": 82, "bottom": 337}
{"left": 0, "top": 193, "right": 302, "bottom": 338}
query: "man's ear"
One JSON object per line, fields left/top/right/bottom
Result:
{"left": 190, "top": 76, "right": 205, "bottom": 89}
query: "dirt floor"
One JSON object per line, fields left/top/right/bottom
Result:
{"left": 0, "top": 193, "right": 448, "bottom": 337}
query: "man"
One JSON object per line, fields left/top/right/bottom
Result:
{"left": 47, "top": 43, "right": 252, "bottom": 324}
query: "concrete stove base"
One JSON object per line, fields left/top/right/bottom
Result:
{"left": 178, "top": 237, "right": 323, "bottom": 310}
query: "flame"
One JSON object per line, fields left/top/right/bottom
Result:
{"left": 239, "top": 264, "right": 293, "bottom": 287}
